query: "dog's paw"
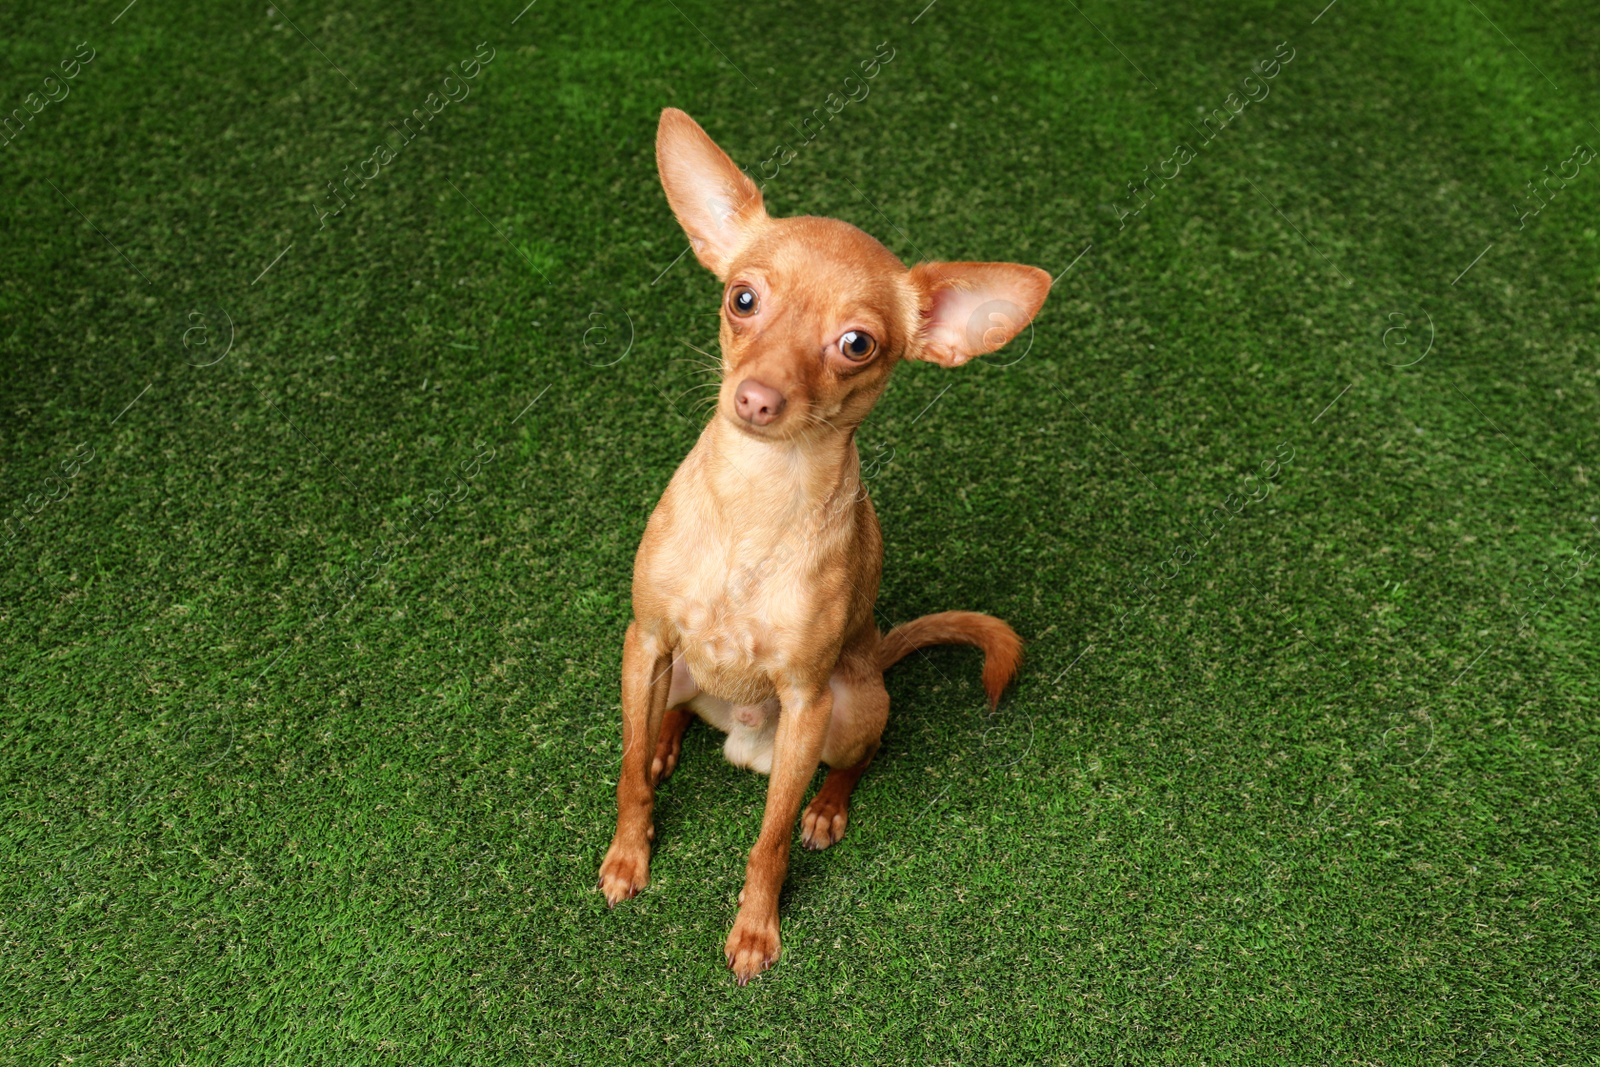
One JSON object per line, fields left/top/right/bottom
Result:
{"left": 650, "top": 740, "right": 681, "bottom": 785}
{"left": 724, "top": 909, "right": 781, "bottom": 985}
{"left": 800, "top": 792, "right": 850, "bottom": 850}
{"left": 597, "top": 839, "right": 650, "bottom": 907}
{"left": 650, "top": 707, "right": 691, "bottom": 785}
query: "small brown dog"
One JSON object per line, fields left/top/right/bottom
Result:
{"left": 599, "top": 108, "right": 1051, "bottom": 983}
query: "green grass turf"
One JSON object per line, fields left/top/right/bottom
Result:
{"left": 3, "top": 0, "right": 1598, "bottom": 1061}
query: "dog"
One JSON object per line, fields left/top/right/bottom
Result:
{"left": 598, "top": 108, "right": 1051, "bottom": 984}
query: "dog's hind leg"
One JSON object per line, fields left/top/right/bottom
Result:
{"left": 652, "top": 707, "right": 693, "bottom": 784}
{"left": 801, "top": 747, "right": 878, "bottom": 850}
{"left": 651, "top": 653, "right": 703, "bottom": 784}
{"left": 802, "top": 669, "right": 889, "bottom": 850}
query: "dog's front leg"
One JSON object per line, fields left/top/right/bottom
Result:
{"left": 598, "top": 620, "right": 673, "bottom": 906}
{"left": 725, "top": 676, "right": 832, "bottom": 984}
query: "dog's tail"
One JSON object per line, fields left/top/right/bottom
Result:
{"left": 878, "top": 611, "right": 1023, "bottom": 710}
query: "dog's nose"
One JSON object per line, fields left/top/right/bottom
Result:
{"left": 734, "top": 379, "right": 786, "bottom": 426}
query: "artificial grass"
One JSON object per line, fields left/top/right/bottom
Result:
{"left": 2, "top": 0, "right": 1598, "bottom": 1062}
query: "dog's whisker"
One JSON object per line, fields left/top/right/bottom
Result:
{"left": 680, "top": 339, "right": 721, "bottom": 361}
{"left": 679, "top": 340, "right": 726, "bottom": 375}
{"left": 671, "top": 382, "right": 723, "bottom": 404}
{"left": 669, "top": 357, "right": 723, "bottom": 378}
{"left": 668, "top": 351, "right": 720, "bottom": 369}
{"left": 794, "top": 408, "right": 836, "bottom": 433}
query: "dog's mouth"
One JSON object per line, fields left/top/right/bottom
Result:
{"left": 722, "top": 404, "right": 787, "bottom": 439}
{"left": 720, "top": 396, "right": 851, "bottom": 442}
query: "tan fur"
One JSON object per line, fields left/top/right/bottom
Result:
{"left": 879, "top": 611, "right": 1024, "bottom": 710}
{"left": 597, "top": 108, "right": 1051, "bottom": 984}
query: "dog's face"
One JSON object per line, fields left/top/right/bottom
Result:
{"left": 656, "top": 108, "right": 1052, "bottom": 442}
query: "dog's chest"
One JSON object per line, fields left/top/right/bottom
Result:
{"left": 660, "top": 524, "right": 817, "bottom": 703}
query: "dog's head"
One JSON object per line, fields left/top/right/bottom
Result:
{"left": 656, "top": 108, "right": 1052, "bottom": 441}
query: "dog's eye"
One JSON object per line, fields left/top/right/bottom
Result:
{"left": 839, "top": 330, "right": 877, "bottom": 361}
{"left": 728, "top": 285, "right": 759, "bottom": 317}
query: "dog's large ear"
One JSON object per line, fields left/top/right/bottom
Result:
{"left": 656, "top": 108, "right": 767, "bottom": 279}
{"left": 906, "top": 262, "right": 1052, "bottom": 367}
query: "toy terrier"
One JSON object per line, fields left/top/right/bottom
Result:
{"left": 599, "top": 108, "right": 1051, "bottom": 984}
